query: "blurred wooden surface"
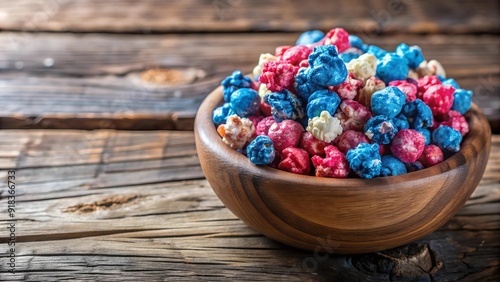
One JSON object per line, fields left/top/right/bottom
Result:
{"left": 0, "top": 0, "right": 499, "bottom": 280}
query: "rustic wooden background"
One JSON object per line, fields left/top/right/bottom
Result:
{"left": 0, "top": 0, "right": 499, "bottom": 281}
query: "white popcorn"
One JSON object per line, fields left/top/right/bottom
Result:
{"left": 346, "top": 53, "right": 377, "bottom": 81}
{"left": 252, "top": 53, "right": 277, "bottom": 78}
{"left": 258, "top": 83, "right": 271, "bottom": 99}
{"left": 217, "top": 115, "right": 255, "bottom": 149}
{"left": 307, "top": 111, "right": 343, "bottom": 143}
{"left": 416, "top": 59, "right": 446, "bottom": 78}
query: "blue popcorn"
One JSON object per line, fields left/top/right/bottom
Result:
{"left": 405, "top": 161, "right": 425, "bottom": 172}
{"left": 441, "top": 78, "right": 460, "bottom": 89}
{"left": 416, "top": 127, "right": 431, "bottom": 145}
{"left": 432, "top": 125, "right": 462, "bottom": 152}
{"left": 451, "top": 89, "right": 473, "bottom": 114}
{"left": 308, "top": 45, "right": 348, "bottom": 86}
{"left": 221, "top": 70, "right": 252, "bottom": 102}
{"left": 306, "top": 89, "right": 341, "bottom": 118}
{"left": 229, "top": 88, "right": 261, "bottom": 117}
{"left": 246, "top": 135, "right": 276, "bottom": 165}
{"left": 212, "top": 103, "right": 234, "bottom": 125}
{"left": 346, "top": 142, "right": 382, "bottom": 179}
{"left": 393, "top": 114, "right": 410, "bottom": 130}
{"left": 339, "top": 52, "right": 360, "bottom": 63}
{"left": 380, "top": 155, "right": 407, "bottom": 177}
{"left": 395, "top": 43, "right": 424, "bottom": 69}
{"left": 348, "top": 35, "right": 368, "bottom": 52}
{"left": 376, "top": 53, "right": 409, "bottom": 84}
{"left": 401, "top": 99, "right": 433, "bottom": 129}
{"left": 371, "top": 86, "right": 406, "bottom": 119}
{"left": 263, "top": 89, "right": 305, "bottom": 122}
{"left": 366, "top": 45, "right": 387, "bottom": 59}
{"left": 294, "top": 68, "right": 324, "bottom": 103}
{"left": 364, "top": 115, "right": 398, "bottom": 145}
{"left": 296, "top": 30, "right": 325, "bottom": 45}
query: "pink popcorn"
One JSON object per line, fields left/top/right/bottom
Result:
{"left": 389, "top": 80, "right": 417, "bottom": 102}
{"left": 259, "top": 60, "right": 300, "bottom": 92}
{"left": 356, "top": 77, "right": 386, "bottom": 108}
{"left": 248, "top": 115, "right": 264, "bottom": 138}
{"left": 299, "top": 131, "right": 329, "bottom": 156}
{"left": 422, "top": 84, "right": 455, "bottom": 115}
{"left": 312, "top": 145, "right": 350, "bottom": 178}
{"left": 260, "top": 101, "right": 272, "bottom": 116}
{"left": 334, "top": 100, "right": 372, "bottom": 131}
{"left": 417, "top": 75, "right": 441, "bottom": 99}
{"left": 275, "top": 46, "right": 292, "bottom": 57}
{"left": 337, "top": 130, "right": 370, "bottom": 154}
{"left": 278, "top": 147, "right": 311, "bottom": 175}
{"left": 390, "top": 129, "right": 425, "bottom": 163}
{"left": 330, "top": 72, "right": 363, "bottom": 100}
{"left": 217, "top": 115, "right": 255, "bottom": 150}
{"left": 419, "top": 144, "right": 444, "bottom": 167}
{"left": 282, "top": 45, "right": 313, "bottom": 66}
{"left": 321, "top": 28, "right": 350, "bottom": 53}
{"left": 439, "top": 110, "right": 469, "bottom": 136}
{"left": 255, "top": 116, "right": 276, "bottom": 136}
{"left": 268, "top": 119, "right": 304, "bottom": 152}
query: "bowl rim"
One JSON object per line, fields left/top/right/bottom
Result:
{"left": 195, "top": 85, "right": 492, "bottom": 188}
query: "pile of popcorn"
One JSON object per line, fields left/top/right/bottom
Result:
{"left": 213, "top": 28, "right": 473, "bottom": 179}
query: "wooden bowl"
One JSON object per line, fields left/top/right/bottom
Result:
{"left": 194, "top": 86, "right": 492, "bottom": 254}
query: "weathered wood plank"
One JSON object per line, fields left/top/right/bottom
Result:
{"left": 0, "top": 0, "right": 498, "bottom": 34}
{"left": 0, "top": 130, "right": 498, "bottom": 280}
{"left": 0, "top": 33, "right": 499, "bottom": 131}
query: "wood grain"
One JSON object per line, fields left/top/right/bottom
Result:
{"left": 0, "top": 33, "right": 499, "bottom": 131}
{"left": 0, "top": 0, "right": 498, "bottom": 34}
{"left": 0, "top": 129, "right": 498, "bottom": 280}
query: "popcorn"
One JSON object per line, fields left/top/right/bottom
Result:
{"left": 221, "top": 70, "right": 253, "bottom": 102}
{"left": 259, "top": 60, "right": 299, "bottom": 92}
{"left": 356, "top": 77, "right": 385, "bottom": 108}
{"left": 451, "top": 89, "right": 473, "bottom": 114}
{"left": 296, "top": 30, "right": 325, "bottom": 45}
{"left": 346, "top": 142, "right": 382, "bottom": 179}
{"left": 395, "top": 43, "right": 424, "bottom": 69}
{"left": 422, "top": 84, "right": 455, "bottom": 115}
{"left": 439, "top": 111, "right": 469, "bottom": 137}
{"left": 230, "top": 88, "right": 261, "bottom": 117}
{"left": 268, "top": 120, "right": 304, "bottom": 152}
{"left": 346, "top": 53, "right": 377, "bottom": 81}
{"left": 282, "top": 45, "right": 313, "bottom": 66}
{"left": 380, "top": 155, "right": 407, "bottom": 177}
{"left": 331, "top": 72, "right": 363, "bottom": 100}
{"left": 300, "top": 131, "right": 329, "bottom": 156}
{"left": 212, "top": 103, "right": 234, "bottom": 125}
{"left": 307, "top": 45, "right": 348, "bottom": 86}
{"left": 307, "top": 111, "right": 343, "bottom": 143}
{"left": 306, "top": 89, "right": 341, "bottom": 118}
{"left": 246, "top": 135, "right": 276, "bottom": 165}
{"left": 370, "top": 86, "right": 406, "bottom": 119}
{"left": 376, "top": 53, "right": 409, "bottom": 84}
{"left": 217, "top": 115, "right": 255, "bottom": 149}
{"left": 263, "top": 89, "right": 305, "bottom": 122}
{"left": 322, "top": 28, "right": 351, "bottom": 53}
{"left": 432, "top": 125, "right": 462, "bottom": 152}
{"left": 419, "top": 144, "right": 444, "bottom": 167}
{"left": 294, "top": 67, "right": 324, "bottom": 102}
{"left": 312, "top": 145, "right": 350, "bottom": 178}
{"left": 278, "top": 147, "right": 311, "bottom": 175}
{"left": 253, "top": 53, "right": 277, "bottom": 79}
{"left": 337, "top": 130, "right": 370, "bottom": 154}
{"left": 255, "top": 116, "right": 277, "bottom": 136}
{"left": 348, "top": 35, "right": 368, "bottom": 52}
{"left": 364, "top": 115, "right": 398, "bottom": 145}
{"left": 390, "top": 129, "right": 425, "bottom": 163}
{"left": 389, "top": 80, "right": 417, "bottom": 102}
{"left": 417, "top": 60, "right": 446, "bottom": 78}
{"left": 334, "top": 100, "right": 372, "bottom": 132}
{"left": 401, "top": 99, "right": 433, "bottom": 129}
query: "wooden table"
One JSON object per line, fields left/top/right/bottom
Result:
{"left": 0, "top": 1, "right": 499, "bottom": 281}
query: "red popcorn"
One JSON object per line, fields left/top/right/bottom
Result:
{"left": 255, "top": 116, "right": 277, "bottom": 136}
{"left": 419, "top": 144, "right": 444, "bottom": 167}
{"left": 268, "top": 119, "right": 304, "bottom": 152}
{"left": 390, "top": 129, "right": 425, "bottom": 163}
{"left": 417, "top": 75, "right": 441, "bottom": 99}
{"left": 330, "top": 72, "right": 363, "bottom": 100}
{"left": 389, "top": 80, "right": 417, "bottom": 102}
{"left": 275, "top": 46, "right": 292, "bottom": 57}
{"left": 312, "top": 145, "right": 350, "bottom": 178}
{"left": 334, "top": 100, "right": 372, "bottom": 131}
{"left": 322, "top": 28, "right": 350, "bottom": 53}
{"left": 248, "top": 115, "right": 264, "bottom": 138}
{"left": 259, "top": 61, "right": 300, "bottom": 92}
{"left": 282, "top": 45, "right": 313, "bottom": 66}
{"left": 260, "top": 101, "right": 272, "bottom": 116}
{"left": 278, "top": 147, "right": 311, "bottom": 175}
{"left": 440, "top": 110, "right": 469, "bottom": 136}
{"left": 422, "top": 84, "right": 455, "bottom": 115}
{"left": 337, "top": 130, "right": 370, "bottom": 154}
{"left": 299, "top": 59, "right": 309, "bottom": 68}
{"left": 300, "top": 131, "right": 329, "bottom": 156}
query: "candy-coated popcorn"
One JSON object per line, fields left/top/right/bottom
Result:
{"left": 401, "top": 99, "right": 433, "bottom": 129}
{"left": 417, "top": 60, "right": 446, "bottom": 78}
{"left": 405, "top": 161, "right": 425, "bottom": 172}
{"left": 371, "top": 86, "right": 406, "bottom": 119}
{"left": 335, "top": 100, "right": 372, "bottom": 131}
{"left": 296, "top": 30, "right": 325, "bottom": 45}
{"left": 275, "top": 46, "right": 292, "bottom": 57}
{"left": 300, "top": 131, "right": 329, "bottom": 156}
{"left": 346, "top": 142, "right": 382, "bottom": 179}
{"left": 416, "top": 127, "right": 431, "bottom": 145}
{"left": 259, "top": 60, "right": 299, "bottom": 92}
{"left": 312, "top": 145, "right": 350, "bottom": 178}
{"left": 322, "top": 28, "right": 351, "bottom": 53}
{"left": 451, "top": 89, "right": 473, "bottom": 115}
{"left": 278, "top": 147, "right": 311, "bottom": 175}
{"left": 255, "top": 116, "right": 277, "bottom": 136}
{"left": 389, "top": 80, "right": 417, "bottom": 102}
{"left": 308, "top": 45, "right": 348, "bottom": 86}
{"left": 395, "top": 43, "right": 425, "bottom": 69}
{"left": 393, "top": 113, "right": 410, "bottom": 130}
{"left": 432, "top": 125, "right": 462, "bottom": 152}
{"left": 282, "top": 45, "right": 313, "bottom": 66}
{"left": 294, "top": 67, "right": 325, "bottom": 102}
{"left": 263, "top": 89, "right": 305, "bottom": 122}
{"left": 213, "top": 103, "right": 235, "bottom": 125}
{"left": 268, "top": 119, "right": 304, "bottom": 152}
{"left": 221, "top": 70, "right": 253, "bottom": 102}
{"left": 356, "top": 77, "right": 386, "bottom": 108}
{"left": 390, "top": 129, "right": 425, "bottom": 163}
{"left": 307, "top": 89, "right": 341, "bottom": 118}
{"left": 346, "top": 53, "right": 377, "bottom": 81}
{"left": 246, "top": 135, "right": 276, "bottom": 165}
{"left": 407, "top": 69, "right": 419, "bottom": 80}
{"left": 419, "top": 144, "right": 444, "bottom": 167}
{"left": 217, "top": 115, "right": 255, "bottom": 149}
{"left": 307, "top": 111, "right": 343, "bottom": 143}
{"left": 440, "top": 110, "right": 469, "bottom": 136}
{"left": 441, "top": 78, "right": 460, "bottom": 89}
{"left": 331, "top": 72, "right": 363, "bottom": 100}
{"left": 253, "top": 53, "right": 277, "bottom": 79}
{"left": 364, "top": 115, "right": 398, "bottom": 144}
{"left": 348, "top": 35, "right": 368, "bottom": 52}
{"left": 422, "top": 84, "right": 455, "bottom": 115}
{"left": 376, "top": 53, "right": 409, "bottom": 84}
{"left": 258, "top": 83, "right": 272, "bottom": 98}
{"left": 337, "top": 130, "right": 370, "bottom": 154}
{"left": 417, "top": 75, "right": 442, "bottom": 98}
{"left": 380, "top": 155, "right": 407, "bottom": 177}
{"left": 366, "top": 45, "right": 387, "bottom": 59}
{"left": 339, "top": 52, "right": 360, "bottom": 63}
{"left": 230, "top": 88, "right": 261, "bottom": 117}
{"left": 260, "top": 101, "right": 272, "bottom": 116}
